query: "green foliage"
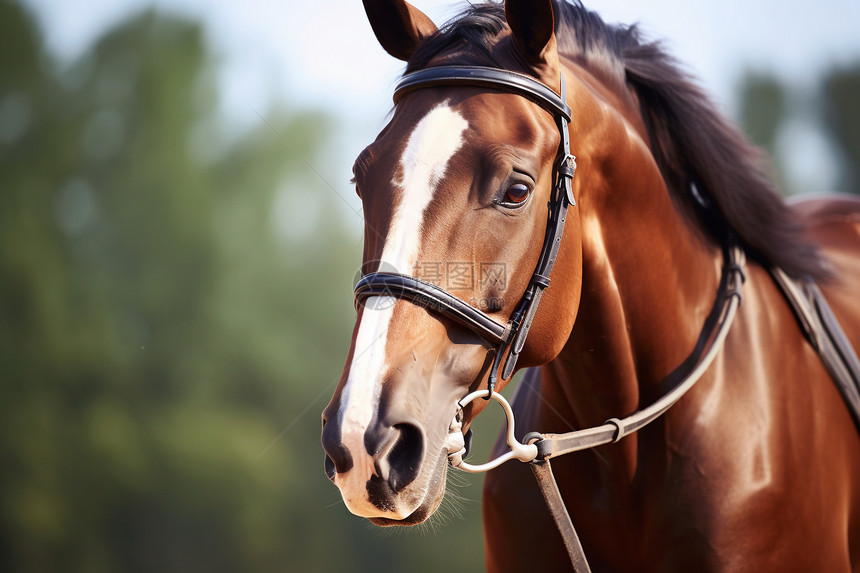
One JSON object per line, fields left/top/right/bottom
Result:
{"left": 0, "top": 1, "right": 487, "bottom": 571}
{"left": 738, "top": 72, "right": 785, "bottom": 156}
{"left": 822, "top": 64, "right": 860, "bottom": 194}
{"left": 736, "top": 71, "right": 788, "bottom": 193}
{"left": 736, "top": 65, "right": 860, "bottom": 196}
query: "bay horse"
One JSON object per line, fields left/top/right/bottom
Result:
{"left": 320, "top": 0, "right": 860, "bottom": 570}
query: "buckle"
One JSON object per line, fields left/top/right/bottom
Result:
{"left": 558, "top": 154, "right": 577, "bottom": 179}
{"left": 556, "top": 154, "right": 577, "bottom": 206}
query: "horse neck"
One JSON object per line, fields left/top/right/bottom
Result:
{"left": 541, "top": 73, "right": 722, "bottom": 478}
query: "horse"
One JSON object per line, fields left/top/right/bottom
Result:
{"left": 320, "top": 0, "right": 860, "bottom": 570}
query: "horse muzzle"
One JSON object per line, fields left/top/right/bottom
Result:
{"left": 321, "top": 404, "right": 440, "bottom": 520}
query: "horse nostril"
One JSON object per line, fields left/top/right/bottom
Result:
{"left": 321, "top": 419, "right": 354, "bottom": 476}
{"left": 386, "top": 423, "right": 424, "bottom": 493}
{"left": 324, "top": 455, "right": 336, "bottom": 481}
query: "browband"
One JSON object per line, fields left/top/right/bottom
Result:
{"left": 394, "top": 66, "right": 572, "bottom": 122}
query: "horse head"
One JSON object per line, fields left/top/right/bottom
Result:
{"left": 318, "top": 2, "right": 860, "bottom": 570}
{"left": 321, "top": 0, "right": 584, "bottom": 525}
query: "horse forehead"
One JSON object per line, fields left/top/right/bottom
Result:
{"left": 397, "top": 103, "right": 469, "bottom": 180}
{"left": 473, "top": 91, "right": 556, "bottom": 136}
{"left": 391, "top": 91, "right": 548, "bottom": 149}
{"left": 361, "top": 91, "right": 555, "bottom": 257}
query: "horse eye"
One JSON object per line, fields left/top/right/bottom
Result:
{"left": 503, "top": 183, "right": 531, "bottom": 206}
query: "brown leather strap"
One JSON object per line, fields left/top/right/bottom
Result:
{"left": 529, "top": 461, "right": 591, "bottom": 573}
{"left": 354, "top": 272, "right": 510, "bottom": 345}
{"left": 394, "top": 66, "right": 572, "bottom": 121}
{"left": 770, "top": 268, "right": 860, "bottom": 428}
{"left": 521, "top": 241, "right": 744, "bottom": 572}
{"left": 527, "top": 242, "right": 746, "bottom": 460}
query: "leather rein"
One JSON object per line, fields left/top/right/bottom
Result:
{"left": 352, "top": 65, "right": 747, "bottom": 573}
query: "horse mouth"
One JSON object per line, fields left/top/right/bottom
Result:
{"left": 368, "top": 505, "right": 433, "bottom": 527}
{"left": 367, "top": 449, "right": 449, "bottom": 527}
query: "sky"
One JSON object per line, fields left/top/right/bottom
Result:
{"left": 24, "top": 0, "right": 860, "bottom": 193}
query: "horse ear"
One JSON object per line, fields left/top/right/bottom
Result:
{"left": 505, "top": 0, "right": 556, "bottom": 66}
{"left": 362, "top": 0, "right": 438, "bottom": 61}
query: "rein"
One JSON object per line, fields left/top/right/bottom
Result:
{"left": 451, "top": 242, "right": 745, "bottom": 573}
{"left": 450, "top": 241, "right": 746, "bottom": 470}
{"left": 352, "top": 65, "right": 747, "bottom": 572}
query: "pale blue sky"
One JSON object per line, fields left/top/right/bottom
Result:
{"left": 25, "top": 0, "right": 860, "bottom": 195}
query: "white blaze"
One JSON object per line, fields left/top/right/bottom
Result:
{"left": 336, "top": 103, "right": 468, "bottom": 516}
{"left": 381, "top": 103, "right": 469, "bottom": 270}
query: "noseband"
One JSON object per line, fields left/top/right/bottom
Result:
{"left": 354, "top": 66, "right": 577, "bottom": 394}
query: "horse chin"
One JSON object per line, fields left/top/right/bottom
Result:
{"left": 368, "top": 450, "right": 449, "bottom": 527}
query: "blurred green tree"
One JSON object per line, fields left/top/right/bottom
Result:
{"left": 0, "top": 0, "right": 487, "bottom": 571}
{"left": 738, "top": 72, "right": 786, "bottom": 156}
{"left": 736, "top": 71, "right": 788, "bottom": 193}
{"left": 822, "top": 64, "right": 860, "bottom": 194}
{"left": 737, "top": 65, "right": 860, "bottom": 197}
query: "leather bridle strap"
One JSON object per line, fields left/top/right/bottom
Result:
{"left": 529, "top": 461, "right": 590, "bottom": 573}
{"left": 453, "top": 241, "right": 746, "bottom": 466}
{"left": 527, "top": 243, "right": 744, "bottom": 573}
{"left": 526, "top": 244, "right": 746, "bottom": 459}
{"left": 452, "top": 241, "right": 746, "bottom": 573}
{"left": 354, "top": 273, "right": 509, "bottom": 346}
{"left": 393, "top": 65, "right": 572, "bottom": 121}
{"left": 355, "top": 66, "right": 576, "bottom": 397}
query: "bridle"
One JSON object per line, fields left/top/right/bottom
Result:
{"left": 352, "top": 65, "right": 747, "bottom": 573}
{"left": 354, "top": 65, "right": 577, "bottom": 396}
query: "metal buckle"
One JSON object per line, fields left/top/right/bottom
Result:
{"left": 558, "top": 154, "right": 577, "bottom": 178}
{"left": 558, "top": 154, "right": 577, "bottom": 206}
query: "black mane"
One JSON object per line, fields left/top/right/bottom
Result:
{"left": 407, "top": 1, "right": 826, "bottom": 279}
